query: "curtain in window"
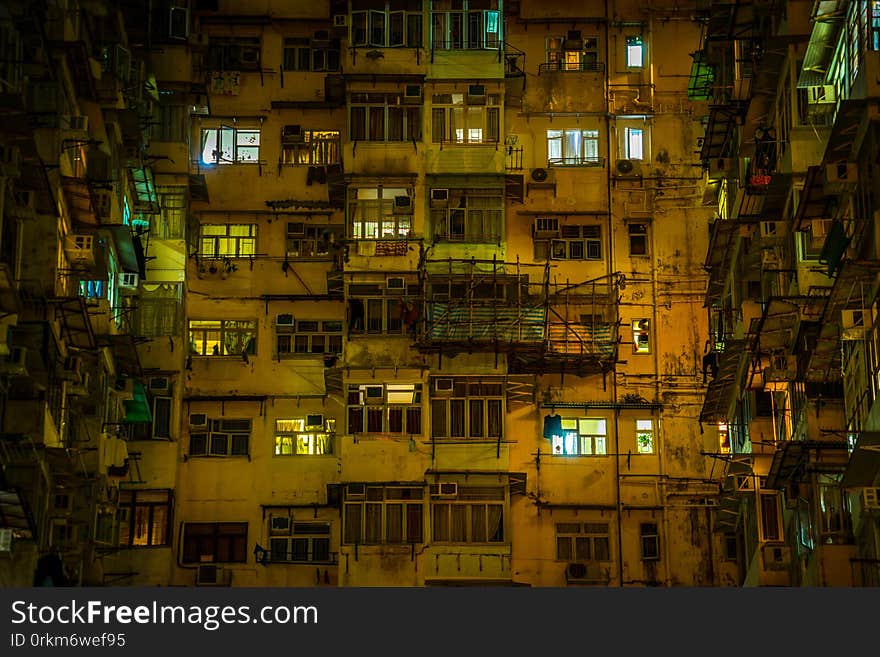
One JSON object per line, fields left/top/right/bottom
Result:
{"left": 369, "top": 107, "right": 385, "bottom": 141}
{"left": 344, "top": 505, "right": 361, "bottom": 543}
{"left": 451, "top": 505, "right": 467, "bottom": 541}
{"left": 350, "top": 107, "right": 366, "bottom": 141}
{"left": 364, "top": 503, "right": 382, "bottom": 543}
{"left": 487, "top": 505, "right": 503, "bottom": 542}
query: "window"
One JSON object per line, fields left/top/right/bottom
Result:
{"left": 189, "top": 416, "right": 252, "bottom": 457}
{"left": 548, "top": 225, "right": 602, "bottom": 261}
{"left": 132, "top": 284, "right": 182, "bottom": 337}
{"left": 556, "top": 522, "right": 611, "bottom": 561}
{"left": 343, "top": 485, "right": 424, "bottom": 544}
{"left": 348, "top": 188, "right": 413, "bottom": 240}
{"left": 431, "top": 0, "right": 500, "bottom": 50}
{"left": 281, "top": 130, "right": 341, "bottom": 166}
{"left": 269, "top": 520, "right": 332, "bottom": 562}
{"left": 871, "top": 2, "right": 880, "bottom": 52}
{"left": 347, "top": 384, "right": 423, "bottom": 434}
{"left": 636, "top": 419, "right": 654, "bottom": 454}
{"left": 718, "top": 422, "right": 730, "bottom": 454}
{"left": 550, "top": 418, "right": 607, "bottom": 456}
{"left": 276, "top": 317, "right": 343, "bottom": 357}
{"left": 625, "top": 127, "right": 644, "bottom": 160}
{"left": 430, "top": 188, "right": 503, "bottom": 243}
{"left": 817, "top": 477, "right": 852, "bottom": 543}
{"left": 432, "top": 486, "right": 505, "bottom": 543}
{"left": 350, "top": 93, "right": 422, "bottom": 142}
{"left": 117, "top": 490, "right": 172, "bottom": 547}
{"left": 632, "top": 319, "right": 650, "bottom": 354}
{"left": 275, "top": 417, "right": 335, "bottom": 455}
{"left": 285, "top": 223, "right": 344, "bottom": 258}
{"left": 347, "top": 280, "right": 420, "bottom": 335}
{"left": 629, "top": 223, "right": 648, "bottom": 256}
{"left": 182, "top": 522, "right": 248, "bottom": 563}
{"left": 153, "top": 104, "right": 189, "bottom": 142}
{"left": 199, "top": 223, "right": 256, "bottom": 258}
{"left": 207, "top": 37, "right": 261, "bottom": 70}
{"left": 282, "top": 35, "right": 341, "bottom": 72}
{"left": 547, "top": 129, "right": 600, "bottom": 166}
{"left": 640, "top": 522, "right": 660, "bottom": 560}
{"left": 200, "top": 126, "right": 260, "bottom": 165}
{"left": 154, "top": 186, "right": 186, "bottom": 239}
{"left": 189, "top": 320, "right": 257, "bottom": 356}
{"left": 431, "top": 92, "right": 500, "bottom": 144}
{"left": 546, "top": 34, "right": 599, "bottom": 71}
{"left": 430, "top": 378, "right": 504, "bottom": 439}
{"left": 759, "top": 493, "right": 781, "bottom": 541}
{"left": 127, "top": 377, "right": 175, "bottom": 441}
{"left": 351, "top": 1, "right": 423, "bottom": 48}
{"left": 625, "top": 36, "right": 644, "bottom": 67}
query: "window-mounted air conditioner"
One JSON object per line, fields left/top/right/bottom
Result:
{"left": 282, "top": 124, "right": 304, "bottom": 144}
{"left": 306, "top": 414, "right": 325, "bottom": 428}
{"left": 435, "top": 378, "right": 454, "bottom": 392}
{"left": 149, "top": 376, "right": 170, "bottom": 394}
{"left": 270, "top": 516, "right": 291, "bottom": 534}
{"left": 196, "top": 564, "right": 225, "bottom": 586}
{"left": 346, "top": 483, "right": 366, "bottom": 500}
{"left": 333, "top": 15, "right": 349, "bottom": 28}
{"left": 276, "top": 314, "right": 294, "bottom": 327}
{"left": 430, "top": 482, "right": 458, "bottom": 498}
{"left": 386, "top": 277, "right": 405, "bottom": 290}
{"left": 189, "top": 413, "right": 208, "bottom": 429}
{"left": 63, "top": 234, "right": 95, "bottom": 264}
{"left": 393, "top": 196, "right": 412, "bottom": 213}
{"left": 118, "top": 272, "right": 139, "bottom": 292}
{"left": 403, "top": 85, "right": 422, "bottom": 104}
{"left": 565, "top": 561, "right": 605, "bottom": 583}
{"left": 614, "top": 159, "right": 642, "bottom": 178}
{"left": 467, "top": 84, "right": 487, "bottom": 105}
{"left": 431, "top": 188, "right": 449, "bottom": 204}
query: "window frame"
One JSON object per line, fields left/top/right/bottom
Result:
{"left": 117, "top": 489, "right": 173, "bottom": 548}
{"left": 268, "top": 520, "right": 333, "bottom": 563}
{"left": 274, "top": 417, "right": 336, "bottom": 456}
{"left": 431, "top": 2, "right": 501, "bottom": 50}
{"left": 636, "top": 419, "right": 654, "bottom": 454}
{"left": 550, "top": 417, "right": 607, "bottom": 456}
{"left": 182, "top": 522, "right": 248, "bottom": 564}
{"left": 351, "top": 2, "right": 423, "bottom": 48}
{"left": 348, "top": 187, "right": 414, "bottom": 240}
{"left": 188, "top": 319, "right": 257, "bottom": 357}
{"left": 429, "top": 188, "right": 503, "bottom": 243}
{"left": 347, "top": 383, "right": 423, "bottom": 435}
{"left": 547, "top": 128, "right": 600, "bottom": 166}
{"left": 280, "top": 130, "right": 341, "bottom": 166}
{"left": 625, "top": 35, "right": 644, "bottom": 68}
{"left": 632, "top": 319, "right": 650, "bottom": 354}
{"left": 555, "top": 521, "right": 611, "bottom": 561}
{"left": 282, "top": 35, "right": 341, "bottom": 72}
{"left": 199, "top": 223, "right": 257, "bottom": 258}
{"left": 207, "top": 36, "right": 262, "bottom": 71}
{"left": 628, "top": 222, "right": 648, "bottom": 257}
{"left": 349, "top": 93, "right": 422, "bottom": 143}
{"left": 275, "top": 316, "right": 343, "bottom": 358}
{"left": 188, "top": 416, "right": 253, "bottom": 458}
{"left": 200, "top": 126, "right": 261, "bottom": 165}
{"left": 624, "top": 126, "right": 644, "bottom": 160}
{"left": 431, "top": 486, "right": 506, "bottom": 544}
{"left": 342, "top": 485, "right": 425, "bottom": 545}
{"left": 639, "top": 522, "right": 660, "bottom": 560}
{"left": 431, "top": 92, "right": 500, "bottom": 145}
{"left": 545, "top": 35, "right": 600, "bottom": 71}
{"left": 430, "top": 377, "right": 504, "bottom": 440}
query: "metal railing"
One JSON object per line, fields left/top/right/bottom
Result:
{"left": 538, "top": 61, "right": 605, "bottom": 75}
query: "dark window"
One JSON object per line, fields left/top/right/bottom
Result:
{"left": 182, "top": 522, "right": 248, "bottom": 563}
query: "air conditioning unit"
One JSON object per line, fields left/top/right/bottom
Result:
{"left": 364, "top": 385, "right": 384, "bottom": 404}
{"left": 306, "top": 414, "right": 325, "bottom": 428}
{"left": 392, "top": 196, "right": 412, "bottom": 213}
{"left": 270, "top": 516, "right": 291, "bottom": 534}
{"left": 860, "top": 487, "right": 880, "bottom": 511}
{"left": 761, "top": 544, "right": 791, "bottom": 570}
{"left": 0, "top": 528, "right": 11, "bottom": 552}
{"left": 430, "top": 188, "right": 449, "bottom": 204}
{"left": 282, "top": 125, "right": 304, "bottom": 144}
{"left": 564, "top": 30, "right": 584, "bottom": 50}
{"left": 825, "top": 162, "right": 857, "bottom": 185}
{"left": 434, "top": 378, "right": 453, "bottom": 392}
{"left": 386, "top": 277, "right": 405, "bottom": 290}
{"left": 565, "top": 561, "right": 605, "bottom": 583}
{"left": 63, "top": 234, "right": 95, "bottom": 264}
{"left": 196, "top": 564, "right": 226, "bottom": 586}
{"left": 189, "top": 413, "right": 208, "bottom": 429}
{"left": 530, "top": 168, "right": 553, "bottom": 183}
{"left": 841, "top": 309, "right": 869, "bottom": 341}
{"left": 403, "top": 85, "right": 422, "bottom": 104}
{"left": 346, "top": 483, "right": 366, "bottom": 500}
{"left": 276, "top": 313, "right": 294, "bottom": 327}
{"left": 118, "top": 272, "right": 139, "bottom": 292}
{"left": 467, "top": 84, "right": 487, "bottom": 104}
{"left": 149, "top": 376, "right": 170, "bottom": 394}
{"left": 614, "top": 159, "right": 642, "bottom": 178}
{"left": 430, "top": 482, "right": 458, "bottom": 498}
{"left": 0, "top": 346, "right": 28, "bottom": 376}
{"left": 333, "top": 15, "right": 348, "bottom": 28}
{"left": 240, "top": 46, "right": 260, "bottom": 65}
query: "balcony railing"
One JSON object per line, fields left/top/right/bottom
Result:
{"left": 548, "top": 157, "right": 605, "bottom": 168}
{"left": 538, "top": 61, "right": 605, "bottom": 75}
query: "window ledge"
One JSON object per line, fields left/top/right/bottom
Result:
{"left": 272, "top": 454, "right": 337, "bottom": 458}
{"left": 427, "top": 439, "right": 511, "bottom": 444}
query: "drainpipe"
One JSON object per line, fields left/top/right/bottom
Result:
{"left": 604, "top": 0, "right": 624, "bottom": 588}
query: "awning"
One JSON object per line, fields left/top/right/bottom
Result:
{"left": 704, "top": 219, "right": 738, "bottom": 307}
{"left": 700, "top": 339, "right": 746, "bottom": 424}
{"left": 823, "top": 99, "right": 864, "bottom": 164}
{"left": 96, "top": 334, "right": 142, "bottom": 378}
{"left": 103, "top": 225, "right": 140, "bottom": 275}
{"left": 842, "top": 432, "right": 880, "bottom": 488}
{"left": 765, "top": 439, "right": 849, "bottom": 489}
{"left": 735, "top": 173, "right": 792, "bottom": 223}
{"left": 0, "top": 488, "right": 35, "bottom": 539}
{"left": 793, "top": 165, "right": 831, "bottom": 231}
{"left": 700, "top": 104, "right": 742, "bottom": 162}
{"left": 796, "top": 3, "right": 845, "bottom": 88}
{"left": 49, "top": 296, "right": 96, "bottom": 350}
{"left": 127, "top": 166, "right": 160, "bottom": 215}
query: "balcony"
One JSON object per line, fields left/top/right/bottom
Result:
{"left": 537, "top": 60, "right": 604, "bottom": 75}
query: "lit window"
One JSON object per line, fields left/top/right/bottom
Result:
{"left": 199, "top": 223, "right": 256, "bottom": 258}
{"left": 200, "top": 127, "right": 260, "bottom": 165}
{"left": 625, "top": 127, "right": 644, "bottom": 160}
{"left": 636, "top": 419, "right": 654, "bottom": 454}
{"left": 547, "top": 129, "right": 600, "bottom": 166}
{"left": 626, "top": 36, "right": 644, "bottom": 67}
{"left": 551, "top": 417, "right": 607, "bottom": 456}
{"left": 718, "top": 422, "right": 730, "bottom": 453}
{"left": 274, "top": 417, "right": 335, "bottom": 456}
{"left": 188, "top": 320, "right": 257, "bottom": 357}
{"left": 632, "top": 319, "right": 650, "bottom": 354}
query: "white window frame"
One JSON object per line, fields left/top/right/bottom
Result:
{"left": 268, "top": 520, "right": 332, "bottom": 562}
{"left": 351, "top": 2, "right": 423, "bottom": 48}
{"left": 431, "top": 92, "right": 500, "bottom": 145}
{"left": 349, "top": 93, "right": 422, "bottom": 142}
{"left": 348, "top": 187, "right": 413, "bottom": 240}
{"left": 625, "top": 127, "right": 644, "bottom": 160}
{"left": 347, "top": 383, "right": 423, "bottom": 434}
{"left": 430, "top": 188, "right": 503, "bottom": 243}
{"left": 632, "top": 319, "right": 650, "bottom": 354}
{"left": 625, "top": 35, "right": 644, "bottom": 67}
{"left": 431, "top": 1, "right": 501, "bottom": 50}
{"left": 551, "top": 417, "right": 607, "bottom": 456}
{"left": 343, "top": 485, "right": 425, "bottom": 545}
{"left": 636, "top": 419, "right": 654, "bottom": 454}
{"left": 200, "top": 126, "right": 261, "bottom": 165}
{"left": 547, "top": 128, "right": 600, "bottom": 166}
{"left": 275, "top": 317, "right": 343, "bottom": 357}
{"left": 431, "top": 486, "right": 506, "bottom": 544}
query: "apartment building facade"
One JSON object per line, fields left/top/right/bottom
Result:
{"left": 1, "top": 0, "right": 767, "bottom": 588}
